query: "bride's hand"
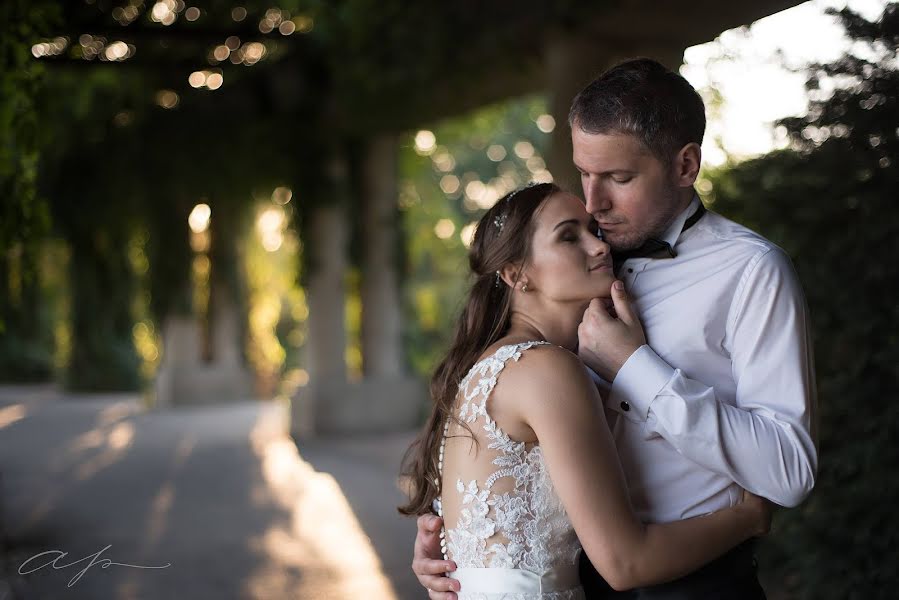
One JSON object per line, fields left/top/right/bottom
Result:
{"left": 739, "top": 488, "right": 773, "bottom": 537}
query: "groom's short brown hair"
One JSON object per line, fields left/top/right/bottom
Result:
{"left": 568, "top": 58, "right": 706, "bottom": 164}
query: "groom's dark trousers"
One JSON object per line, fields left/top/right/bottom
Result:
{"left": 579, "top": 540, "right": 766, "bottom": 599}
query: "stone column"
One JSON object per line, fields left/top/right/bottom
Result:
{"left": 292, "top": 155, "right": 350, "bottom": 436}
{"left": 360, "top": 135, "right": 403, "bottom": 378}
{"left": 305, "top": 199, "right": 349, "bottom": 385}
{"left": 155, "top": 283, "right": 253, "bottom": 406}
{"left": 293, "top": 142, "right": 426, "bottom": 436}
{"left": 209, "top": 281, "right": 244, "bottom": 368}
{"left": 154, "top": 307, "right": 200, "bottom": 408}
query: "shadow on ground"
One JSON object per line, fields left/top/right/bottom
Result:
{"left": 0, "top": 385, "right": 418, "bottom": 599}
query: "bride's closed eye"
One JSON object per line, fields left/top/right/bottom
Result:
{"left": 559, "top": 222, "right": 599, "bottom": 243}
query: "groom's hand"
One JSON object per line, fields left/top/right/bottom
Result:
{"left": 578, "top": 280, "right": 646, "bottom": 382}
{"left": 412, "top": 514, "right": 459, "bottom": 599}
{"left": 740, "top": 489, "right": 774, "bottom": 537}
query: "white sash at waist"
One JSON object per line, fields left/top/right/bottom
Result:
{"left": 449, "top": 565, "right": 580, "bottom": 594}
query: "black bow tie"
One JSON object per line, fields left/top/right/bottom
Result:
{"left": 611, "top": 202, "right": 706, "bottom": 275}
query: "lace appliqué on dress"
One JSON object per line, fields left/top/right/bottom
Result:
{"left": 436, "top": 341, "right": 584, "bottom": 600}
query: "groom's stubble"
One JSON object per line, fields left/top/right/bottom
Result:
{"left": 598, "top": 180, "right": 683, "bottom": 253}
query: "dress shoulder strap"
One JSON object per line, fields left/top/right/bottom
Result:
{"left": 456, "top": 340, "right": 550, "bottom": 426}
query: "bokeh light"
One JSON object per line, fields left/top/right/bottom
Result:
{"left": 188, "top": 203, "right": 211, "bottom": 233}
{"left": 535, "top": 114, "right": 556, "bottom": 133}
{"left": 294, "top": 16, "right": 314, "bottom": 33}
{"left": 31, "top": 37, "right": 68, "bottom": 58}
{"left": 150, "top": 0, "right": 179, "bottom": 26}
{"left": 272, "top": 187, "right": 293, "bottom": 205}
{"left": 526, "top": 156, "right": 545, "bottom": 173}
{"left": 513, "top": 140, "right": 535, "bottom": 159}
{"left": 439, "top": 175, "right": 460, "bottom": 195}
{"left": 235, "top": 42, "right": 266, "bottom": 66}
{"left": 113, "top": 111, "right": 133, "bottom": 127}
{"left": 104, "top": 41, "right": 129, "bottom": 61}
{"left": 432, "top": 151, "right": 456, "bottom": 172}
{"left": 434, "top": 219, "right": 455, "bottom": 239}
{"left": 460, "top": 223, "right": 477, "bottom": 247}
{"left": 155, "top": 90, "right": 180, "bottom": 109}
{"left": 112, "top": 4, "right": 141, "bottom": 25}
{"left": 486, "top": 144, "right": 507, "bottom": 161}
{"left": 231, "top": 6, "right": 247, "bottom": 21}
{"left": 188, "top": 71, "right": 206, "bottom": 88}
{"left": 258, "top": 207, "right": 287, "bottom": 252}
{"left": 206, "top": 72, "right": 223, "bottom": 90}
{"left": 414, "top": 130, "right": 436, "bottom": 155}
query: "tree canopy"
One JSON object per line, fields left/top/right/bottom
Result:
{"left": 708, "top": 4, "right": 898, "bottom": 597}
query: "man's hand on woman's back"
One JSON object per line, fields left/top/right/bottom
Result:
{"left": 412, "top": 514, "right": 460, "bottom": 600}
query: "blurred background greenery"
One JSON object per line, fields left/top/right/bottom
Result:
{"left": 1, "top": 1, "right": 896, "bottom": 597}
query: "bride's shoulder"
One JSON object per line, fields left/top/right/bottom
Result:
{"left": 491, "top": 344, "right": 599, "bottom": 432}
{"left": 497, "top": 342, "right": 594, "bottom": 396}
{"left": 484, "top": 342, "right": 595, "bottom": 436}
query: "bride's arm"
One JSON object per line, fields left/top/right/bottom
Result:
{"left": 507, "top": 346, "right": 769, "bottom": 591}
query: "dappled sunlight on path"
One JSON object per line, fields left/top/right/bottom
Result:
{"left": 0, "top": 386, "right": 408, "bottom": 599}
{"left": 247, "top": 401, "right": 398, "bottom": 599}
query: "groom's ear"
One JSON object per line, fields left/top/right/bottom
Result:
{"left": 499, "top": 263, "right": 525, "bottom": 290}
{"left": 672, "top": 142, "right": 701, "bottom": 187}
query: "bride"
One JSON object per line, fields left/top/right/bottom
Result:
{"left": 399, "top": 182, "right": 769, "bottom": 599}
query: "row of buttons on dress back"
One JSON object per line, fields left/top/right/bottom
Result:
{"left": 437, "top": 418, "right": 449, "bottom": 559}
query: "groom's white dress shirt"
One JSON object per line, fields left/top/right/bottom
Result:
{"left": 601, "top": 196, "right": 817, "bottom": 523}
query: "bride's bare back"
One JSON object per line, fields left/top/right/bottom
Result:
{"left": 437, "top": 340, "right": 584, "bottom": 599}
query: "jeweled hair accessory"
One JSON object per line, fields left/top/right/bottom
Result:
{"left": 492, "top": 182, "right": 541, "bottom": 233}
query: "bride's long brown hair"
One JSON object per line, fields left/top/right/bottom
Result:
{"left": 398, "top": 182, "right": 560, "bottom": 516}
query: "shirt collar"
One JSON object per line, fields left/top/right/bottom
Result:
{"left": 660, "top": 194, "right": 701, "bottom": 249}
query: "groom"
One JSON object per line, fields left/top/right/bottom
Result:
{"left": 413, "top": 58, "right": 817, "bottom": 599}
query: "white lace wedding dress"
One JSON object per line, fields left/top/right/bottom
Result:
{"left": 435, "top": 341, "right": 585, "bottom": 599}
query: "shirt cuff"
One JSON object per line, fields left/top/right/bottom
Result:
{"left": 607, "top": 345, "right": 675, "bottom": 422}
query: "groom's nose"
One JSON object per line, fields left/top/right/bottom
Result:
{"left": 584, "top": 180, "right": 612, "bottom": 215}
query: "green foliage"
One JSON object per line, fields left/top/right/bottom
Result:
{"left": 707, "top": 5, "right": 899, "bottom": 596}
{"left": 315, "top": 1, "right": 611, "bottom": 132}
{"left": 33, "top": 68, "right": 153, "bottom": 390}
{"left": 0, "top": 0, "right": 58, "bottom": 253}
{"left": 31, "top": 56, "right": 299, "bottom": 389}
{"left": 1, "top": 0, "right": 589, "bottom": 388}
{"left": 399, "top": 95, "right": 555, "bottom": 376}
{"left": 65, "top": 229, "right": 143, "bottom": 392}
{"left": 0, "top": 0, "right": 60, "bottom": 380}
